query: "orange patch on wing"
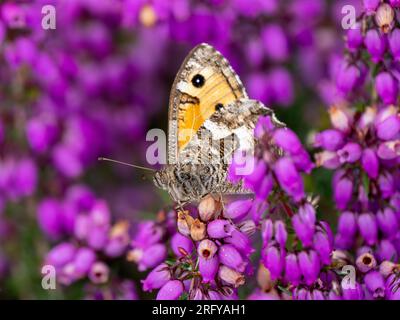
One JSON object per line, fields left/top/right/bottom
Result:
{"left": 177, "top": 70, "right": 244, "bottom": 150}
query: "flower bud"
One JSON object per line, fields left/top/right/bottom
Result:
{"left": 375, "top": 3, "right": 394, "bottom": 33}
{"left": 218, "top": 265, "right": 245, "bottom": 288}
{"left": 198, "top": 195, "right": 221, "bottom": 221}
{"left": 197, "top": 239, "right": 218, "bottom": 260}
{"left": 190, "top": 219, "right": 206, "bottom": 241}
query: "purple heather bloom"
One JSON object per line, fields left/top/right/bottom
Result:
{"left": 243, "top": 158, "right": 267, "bottom": 191}
{"left": 261, "top": 24, "right": 288, "bottom": 62}
{"left": 87, "top": 226, "right": 108, "bottom": 250}
{"left": 364, "top": 271, "right": 385, "bottom": 298}
{"left": 364, "top": 29, "right": 387, "bottom": 62}
{"left": 390, "top": 0, "right": 400, "bottom": 7}
{"left": 262, "top": 219, "right": 274, "bottom": 247}
{"left": 337, "top": 142, "right": 362, "bottom": 163}
{"left": 389, "top": 28, "right": 400, "bottom": 60}
{"left": 26, "top": 115, "right": 59, "bottom": 153}
{"left": 377, "top": 140, "right": 400, "bottom": 159}
{"left": 313, "top": 231, "right": 332, "bottom": 265}
{"left": 314, "top": 129, "right": 345, "bottom": 151}
{"left": 263, "top": 246, "right": 284, "bottom": 280}
{"left": 337, "top": 211, "right": 357, "bottom": 239}
{"left": 171, "top": 233, "right": 193, "bottom": 257}
{"left": 224, "top": 199, "right": 252, "bottom": 221}
{"left": 273, "top": 128, "right": 302, "bottom": 155}
{"left": 376, "top": 114, "right": 400, "bottom": 140}
{"left": 225, "top": 230, "right": 253, "bottom": 257}
{"left": 37, "top": 198, "right": 64, "bottom": 239}
{"left": 342, "top": 282, "right": 365, "bottom": 300}
{"left": 46, "top": 242, "right": 76, "bottom": 268}
{"left": 375, "top": 72, "right": 398, "bottom": 105}
{"left": 74, "top": 214, "right": 90, "bottom": 241}
{"left": 137, "top": 244, "right": 168, "bottom": 272}
{"left": 333, "top": 174, "right": 353, "bottom": 210}
{"left": 73, "top": 247, "right": 96, "bottom": 276}
{"left": 207, "top": 219, "right": 234, "bottom": 239}
{"left": 269, "top": 68, "right": 294, "bottom": 106}
{"left": 361, "top": 148, "right": 379, "bottom": 179}
{"left": 199, "top": 255, "right": 219, "bottom": 283}
{"left": 378, "top": 172, "right": 395, "bottom": 199}
{"left": 347, "top": 23, "right": 363, "bottom": 52}
{"left": 284, "top": 253, "right": 301, "bottom": 285}
{"left": 142, "top": 263, "right": 171, "bottom": 292}
{"left": 377, "top": 208, "right": 399, "bottom": 238}
{"left": 363, "top": 0, "right": 380, "bottom": 14}
{"left": 298, "top": 250, "right": 320, "bottom": 286}
{"left": 219, "top": 244, "right": 246, "bottom": 273}
{"left": 274, "top": 157, "right": 305, "bottom": 202}
{"left": 246, "top": 73, "right": 272, "bottom": 104}
{"left": 376, "top": 239, "right": 398, "bottom": 262}
{"left": 358, "top": 213, "right": 378, "bottom": 246}
{"left": 292, "top": 204, "right": 316, "bottom": 247}
{"left": 156, "top": 280, "right": 184, "bottom": 300}
{"left": 275, "top": 220, "right": 287, "bottom": 249}
{"left": 336, "top": 64, "right": 360, "bottom": 94}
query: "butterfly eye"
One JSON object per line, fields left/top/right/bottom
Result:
{"left": 191, "top": 74, "right": 205, "bottom": 88}
{"left": 215, "top": 103, "right": 223, "bottom": 111}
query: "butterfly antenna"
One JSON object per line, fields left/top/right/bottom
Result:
{"left": 98, "top": 157, "right": 156, "bottom": 172}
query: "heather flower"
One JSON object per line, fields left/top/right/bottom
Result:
{"left": 207, "top": 219, "right": 234, "bottom": 239}
{"left": 171, "top": 233, "right": 193, "bottom": 257}
{"left": 199, "top": 256, "right": 219, "bottom": 283}
{"left": 142, "top": 263, "right": 171, "bottom": 292}
{"left": 375, "top": 72, "right": 398, "bottom": 105}
{"left": 364, "top": 29, "right": 387, "bottom": 62}
{"left": 389, "top": 28, "right": 400, "bottom": 60}
{"left": 156, "top": 280, "right": 184, "bottom": 300}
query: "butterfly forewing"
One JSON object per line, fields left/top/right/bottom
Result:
{"left": 167, "top": 43, "right": 247, "bottom": 165}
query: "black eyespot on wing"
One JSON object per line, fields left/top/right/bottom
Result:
{"left": 191, "top": 74, "right": 205, "bottom": 88}
{"left": 215, "top": 103, "right": 223, "bottom": 111}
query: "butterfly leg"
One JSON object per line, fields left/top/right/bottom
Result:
{"left": 175, "top": 201, "right": 188, "bottom": 212}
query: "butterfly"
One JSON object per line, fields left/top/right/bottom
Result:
{"left": 152, "top": 43, "right": 281, "bottom": 207}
